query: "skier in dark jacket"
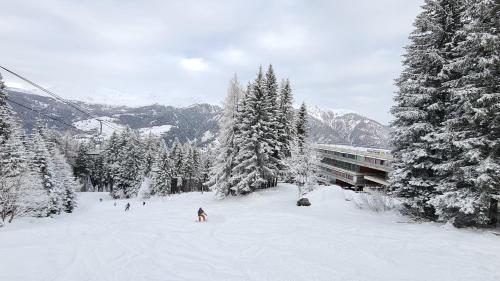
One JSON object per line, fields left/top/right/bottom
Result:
{"left": 125, "top": 202, "right": 130, "bottom": 211}
{"left": 198, "top": 207, "right": 207, "bottom": 222}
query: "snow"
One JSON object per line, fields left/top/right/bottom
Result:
{"left": 1, "top": 184, "right": 499, "bottom": 281}
{"left": 308, "top": 104, "right": 357, "bottom": 122}
{"left": 138, "top": 125, "right": 174, "bottom": 136}
{"left": 201, "top": 130, "right": 214, "bottom": 142}
{"left": 73, "top": 116, "right": 123, "bottom": 137}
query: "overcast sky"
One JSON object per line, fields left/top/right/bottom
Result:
{"left": 0, "top": 0, "right": 423, "bottom": 124}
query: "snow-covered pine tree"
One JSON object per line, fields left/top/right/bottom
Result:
{"left": 191, "top": 146, "right": 202, "bottom": 191}
{"left": 430, "top": 0, "right": 500, "bottom": 227}
{"left": 31, "top": 126, "right": 63, "bottom": 215}
{"left": 0, "top": 119, "right": 50, "bottom": 218}
{"left": 231, "top": 67, "right": 278, "bottom": 194}
{"left": 20, "top": 153, "right": 50, "bottom": 218}
{"left": 74, "top": 143, "right": 91, "bottom": 182}
{"left": 103, "top": 131, "right": 122, "bottom": 193}
{"left": 263, "top": 65, "right": 281, "bottom": 182}
{"left": 151, "top": 140, "right": 172, "bottom": 196}
{"left": 169, "top": 137, "right": 183, "bottom": 193}
{"left": 111, "top": 128, "right": 144, "bottom": 198}
{"left": 285, "top": 140, "right": 322, "bottom": 197}
{"left": 181, "top": 143, "right": 195, "bottom": 191}
{"left": 0, "top": 71, "right": 12, "bottom": 144}
{"left": 0, "top": 122, "right": 27, "bottom": 223}
{"left": 390, "top": 0, "right": 465, "bottom": 220}
{"left": 207, "top": 75, "right": 243, "bottom": 197}
{"left": 284, "top": 102, "right": 321, "bottom": 196}
{"left": 19, "top": 130, "right": 50, "bottom": 218}
{"left": 277, "top": 79, "right": 296, "bottom": 159}
{"left": 296, "top": 102, "right": 308, "bottom": 152}
{"left": 89, "top": 149, "right": 106, "bottom": 192}
{"left": 142, "top": 133, "right": 162, "bottom": 177}
{"left": 51, "top": 146, "right": 78, "bottom": 213}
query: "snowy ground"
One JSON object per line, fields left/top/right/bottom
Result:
{"left": 1, "top": 184, "right": 499, "bottom": 281}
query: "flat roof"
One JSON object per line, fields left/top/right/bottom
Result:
{"left": 315, "top": 144, "right": 393, "bottom": 161}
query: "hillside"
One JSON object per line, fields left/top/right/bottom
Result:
{"left": 1, "top": 184, "right": 498, "bottom": 281}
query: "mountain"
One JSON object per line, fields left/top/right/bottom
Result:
{"left": 6, "top": 88, "right": 221, "bottom": 147}
{"left": 5, "top": 89, "right": 391, "bottom": 148}
{"left": 307, "top": 105, "right": 391, "bottom": 149}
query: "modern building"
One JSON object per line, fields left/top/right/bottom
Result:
{"left": 314, "top": 144, "right": 393, "bottom": 190}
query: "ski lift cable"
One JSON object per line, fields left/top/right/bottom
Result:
{"left": 0, "top": 65, "right": 119, "bottom": 132}
{"left": 6, "top": 97, "right": 81, "bottom": 130}
{"left": 2, "top": 66, "right": 148, "bottom": 146}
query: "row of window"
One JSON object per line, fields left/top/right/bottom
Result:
{"left": 317, "top": 149, "right": 391, "bottom": 167}
{"left": 321, "top": 157, "right": 359, "bottom": 172}
{"left": 320, "top": 166, "right": 354, "bottom": 181}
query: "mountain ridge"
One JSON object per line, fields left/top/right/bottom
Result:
{"left": 5, "top": 88, "right": 390, "bottom": 148}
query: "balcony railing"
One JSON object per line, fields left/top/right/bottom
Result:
{"left": 316, "top": 149, "right": 393, "bottom": 172}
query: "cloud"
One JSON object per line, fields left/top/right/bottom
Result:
{"left": 180, "top": 58, "right": 209, "bottom": 72}
{"left": 0, "top": 0, "right": 424, "bottom": 124}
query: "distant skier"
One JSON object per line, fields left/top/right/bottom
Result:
{"left": 143, "top": 201, "right": 146, "bottom": 206}
{"left": 125, "top": 202, "right": 130, "bottom": 212}
{"left": 99, "top": 198, "right": 103, "bottom": 202}
{"left": 198, "top": 207, "right": 207, "bottom": 222}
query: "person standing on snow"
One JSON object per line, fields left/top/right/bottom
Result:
{"left": 198, "top": 207, "right": 207, "bottom": 222}
{"left": 125, "top": 202, "right": 130, "bottom": 211}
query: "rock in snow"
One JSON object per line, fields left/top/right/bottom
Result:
{"left": 297, "top": 197, "right": 311, "bottom": 206}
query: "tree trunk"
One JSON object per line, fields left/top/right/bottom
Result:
{"left": 488, "top": 198, "right": 498, "bottom": 227}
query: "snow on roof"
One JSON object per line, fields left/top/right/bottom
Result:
{"left": 315, "top": 143, "right": 393, "bottom": 159}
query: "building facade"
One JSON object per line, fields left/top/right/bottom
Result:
{"left": 314, "top": 144, "right": 393, "bottom": 190}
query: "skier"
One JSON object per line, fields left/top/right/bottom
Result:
{"left": 125, "top": 202, "right": 130, "bottom": 212}
{"left": 198, "top": 207, "right": 207, "bottom": 222}
{"left": 143, "top": 201, "right": 146, "bottom": 206}
{"left": 99, "top": 198, "right": 103, "bottom": 202}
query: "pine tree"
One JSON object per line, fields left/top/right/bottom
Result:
{"left": 207, "top": 75, "right": 243, "bottom": 197}
{"left": 151, "top": 140, "right": 172, "bottom": 196}
{"left": 51, "top": 146, "right": 78, "bottom": 212}
{"left": 231, "top": 67, "right": 278, "bottom": 194}
{"left": 284, "top": 140, "right": 321, "bottom": 197}
{"left": 74, "top": 143, "right": 91, "bottom": 182}
{"left": 21, "top": 138, "right": 50, "bottom": 218}
{"left": 142, "top": 134, "right": 162, "bottom": 177}
{"left": 0, "top": 71, "right": 12, "bottom": 144}
{"left": 111, "top": 128, "right": 144, "bottom": 198}
{"left": 31, "top": 127, "right": 62, "bottom": 215}
{"left": 283, "top": 101, "right": 321, "bottom": 197}
{"left": 0, "top": 122, "right": 27, "bottom": 223}
{"left": 169, "top": 138, "right": 183, "bottom": 193}
{"left": 170, "top": 138, "right": 184, "bottom": 176}
{"left": 264, "top": 65, "right": 281, "bottom": 178}
{"left": 104, "top": 131, "right": 122, "bottom": 193}
{"left": 390, "top": 0, "right": 465, "bottom": 220}
{"left": 430, "top": 0, "right": 500, "bottom": 227}
{"left": 181, "top": 143, "right": 195, "bottom": 191}
{"left": 89, "top": 150, "right": 106, "bottom": 192}
{"left": 296, "top": 103, "right": 308, "bottom": 152}
{"left": 277, "top": 79, "right": 296, "bottom": 159}
{"left": 192, "top": 147, "right": 203, "bottom": 191}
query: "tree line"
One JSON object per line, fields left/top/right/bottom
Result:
{"left": 73, "top": 129, "right": 213, "bottom": 198}
{"left": 0, "top": 73, "right": 77, "bottom": 224}
{"left": 390, "top": 0, "right": 499, "bottom": 227}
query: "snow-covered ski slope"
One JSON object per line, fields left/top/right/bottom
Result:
{"left": 1, "top": 184, "right": 499, "bottom": 281}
